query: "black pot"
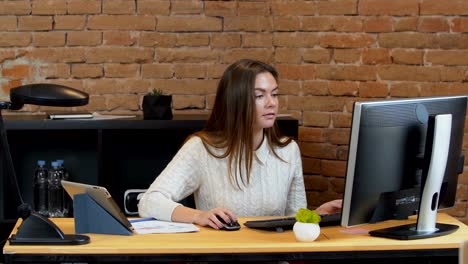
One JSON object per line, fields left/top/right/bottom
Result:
{"left": 142, "top": 95, "right": 173, "bottom": 120}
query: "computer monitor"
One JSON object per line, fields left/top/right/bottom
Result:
{"left": 341, "top": 96, "right": 467, "bottom": 240}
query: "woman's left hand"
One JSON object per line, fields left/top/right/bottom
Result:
{"left": 316, "top": 199, "right": 342, "bottom": 215}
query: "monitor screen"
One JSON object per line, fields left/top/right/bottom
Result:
{"left": 341, "top": 96, "right": 466, "bottom": 239}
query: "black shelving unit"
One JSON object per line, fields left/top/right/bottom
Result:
{"left": 0, "top": 114, "right": 298, "bottom": 231}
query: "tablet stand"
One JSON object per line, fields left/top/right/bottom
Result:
{"left": 73, "top": 193, "right": 132, "bottom": 236}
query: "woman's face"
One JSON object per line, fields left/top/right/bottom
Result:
{"left": 253, "top": 72, "right": 279, "bottom": 131}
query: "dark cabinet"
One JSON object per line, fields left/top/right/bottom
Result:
{"left": 0, "top": 114, "right": 298, "bottom": 225}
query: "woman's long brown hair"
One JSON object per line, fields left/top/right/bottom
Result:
{"left": 193, "top": 59, "right": 293, "bottom": 189}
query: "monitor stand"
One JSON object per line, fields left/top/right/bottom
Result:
{"left": 369, "top": 114, "right": 459, "bottom": 240}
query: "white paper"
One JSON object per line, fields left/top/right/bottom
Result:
{"left": 130, "top": 218, "right": 199, "bottom": 234}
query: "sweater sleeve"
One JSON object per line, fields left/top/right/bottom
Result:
{"left": 285, "top": 141, "right": 307, "bottom": 216}
{"left": 138, "top": 137, "right": 204, "bottom": 221}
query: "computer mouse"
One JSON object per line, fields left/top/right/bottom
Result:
{"left": 216, "top": 215, "right": 241, "bottom": 231}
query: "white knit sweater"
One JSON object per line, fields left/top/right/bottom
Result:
{"left": 138, "top": 136, "right": 307, "bottom": 221}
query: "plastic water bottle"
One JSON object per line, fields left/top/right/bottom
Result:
{"left": 56, "top": 159, "right": 71, "bottom": 216}
{"left": 33, "top": 160, "right": 48, "bottom": 216}
{"left": 48, "top": 161, "right": 64, "bottom": 217}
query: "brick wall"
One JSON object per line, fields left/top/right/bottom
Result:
{"left": 0, "top": 0, "right": 467, "bottom": 224}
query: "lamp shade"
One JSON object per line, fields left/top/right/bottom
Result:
{"left": 9, "top": 83, "right": 89, "bottom": 110}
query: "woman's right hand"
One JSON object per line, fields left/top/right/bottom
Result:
{"left": 193, "top": 207, "right": 237, "bottom": 230}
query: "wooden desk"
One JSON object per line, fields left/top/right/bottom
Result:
{"left": 3, "top": 213, "right": 467, "bottom": 263}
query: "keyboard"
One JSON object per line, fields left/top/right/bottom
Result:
{"left": 243, "top": 213, "right": 341, "bottom": 232}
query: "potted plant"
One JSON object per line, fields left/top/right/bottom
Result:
{"left": 142, "top": 88, "right": 173, "bottom": 120}
{"left": 293, "top": 208, "right": 321, "bottom": 242}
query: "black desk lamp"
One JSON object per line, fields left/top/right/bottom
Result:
{"left": 3, "top": 83, "right": 90, "bottom": 245}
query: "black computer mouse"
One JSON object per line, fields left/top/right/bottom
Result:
{"left": 216, "top": 215, "right": 241, "bottom": 231}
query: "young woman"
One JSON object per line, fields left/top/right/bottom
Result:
{"left": 138, "top": 59, "right": 341, "bottom": 230}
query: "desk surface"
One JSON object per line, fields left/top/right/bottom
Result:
{"left": 3, "top": 213, "right": 467, "bottom": 262}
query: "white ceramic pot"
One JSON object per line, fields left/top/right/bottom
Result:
{"left": 293, "top": 222, "right": 320, "bottom": 242}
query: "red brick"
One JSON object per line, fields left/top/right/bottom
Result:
{"left": 243, "top": 33, "right": 273, "bottom": 48}
{"left": 38, "top": 64, "right": 70, "bottom": 79}
{"left": 303, "top": 111, "right": 331, "bottom": 127}
{"left": 304, "top": 81, "right": 330, "bottom": 95}
{"left": 156, "top": 48, "right": 218, "bottom": 63}
{"left": 275, "top": 48, "right": 302, "bottom": 64}
{"left": 325, "top": 128, "right": 350, "bottom": 145}
{"left": 278, "top": 80, "right": 301, "bottom": 95}
{"left": 379, "top": 32, "right": 437, "bottom": 48}
{"left": 291, "top": 95, "right": 350, "bottom": 112}
{"left": 154, "top": 79, "right": 218, "bottom": 95}
{"left": 274, "top": 33, "right": 319, "bottom": 48}
{"left": 137, "top": 0, "right": 170, "bottom": 15}
{"left": 19, "top": 16, "right": 53, "bottom": 31}
{"left": 300, "top": 142, "right": 337, "bottom": 159}
{"left": 68, "top": 31, "right": 102, "bottom": 46}
{"left": 421, "top": 0, "right": 468, "bottom": 15}
{"left": 239, "top": 2, "right": 269, "bottom": 16}
{"left": 54, "top": 15, "right": 86, "bottom": 30}
{"left": 364, "top": 16, "right": 392, "bottom": 32}
{"left": 32, "top": 32, "right": 66, "bottom": 47}
{"left": 158, "top": 17, "right": 222, "bottom": 32}
{"left": 299, "top": 127, "right": 325, "bottom": 142}
{"left": 275, "top": 64, "right": 316, "bottom": 80}
{"left": 317, "top": 0, "right": 357, "bottom": 15}
{"left": 103, "top": 0, "right": 135, "bottom": 15}
{"left": 329, "top": 81, "right": 358, "bottom": 96}
{"left": 71, "top": 64, "right": 103, "bottom": 78}
{"left": 302, "top": 157, "right": 321, "bottom": 174}
{"left": 140, "top": 33, "right": 177, "bottom": 47}
{"left": 88, "top": 15, "right": 155, "bottom": 30}
{"left": 2, "top": 64, "right": 31, "bottom": 80}
{"left": 273, "top": 16, "right": 301, "bottom": 31}
{"left": 359, "top": 0, "right": 419, "bottom": 16}
{"left": 85, "top": 79, "right": 150, "bottom": 94}
{"left": 316, "top": 65, "right": 377, "bottom": 81}
{"left": 0, "top": 1, "right": 30, "bottom": 15}
{"left": 0, "top": 17, "right": 18, "bottom": 31}
{"left": 426, "top": 50, "right": 468, "bottom": 66}
{"left": 271, "top": 1, "right": 316, "bottom": 15}
{"left": 389, "top": 82, "right": 420, "bottom": 98}
{"left": 394, "top": 17, "right": 418, "bottom": 32}
{"left": 204, "top": 1, "right": 237, "bottom": 17}
{"left": 211, "top": 33, "right": 241, "bottom": 48}
{"left": 303, "top": 175, "right": 329, "bottom": 192}
{"left": 391, "top": 49, "right": 423, "bottom": 65}
{"left": 32, "top": 0, "right": 67, "bottom": 15}
{"left": 106, "top": 94, "right": 140, "bottom": 111}
{"left": 333, "top": 49, "right": 361, "bottom": 64}
{"left": 331, "top": 112, "right": 352, "bottom": 128}
{"left": 302, "top": 17, "right": 333, "bottom": 31}
{"left": 362, "top": 48, "right": 391, "bottom": 65}
{"left": 321, "top": 159, "right": 347, "bottom": 177}
{"left": 224, "top": 16, "right": 271, "bottom": 32}
{"left": 0, "top": 50, "right": 17, "bottom": 63}
{"left": 141, "top": 64, "right": 174, "bottom": 79}
{"left": 359, "top": 82, "right": 388, "bottom": 98}
{"left": 171, "top": 1, "right": 203, "bottom": 15}
{"left": 103, "top": 31, "right": 136, "bottom": 46}
{"left": 67, "top": 0, "right": 101, "bottom": 14}
{"left": 221, "top": 48, "right": 274, "bottom": 64}
{"left": 0, "top": 33, "right": 30, "bottom": 47}
{"left": 174, "top": 64, "right": 206, "bottom": 78}
{"left": 437, "top": 33, "right": 468, "bottom": 49}
{"left": 451, "top": 18, "right": 468, "bottom": 32}
{"left": 105, "top": 64, "right": 139, "bottom": 78}
{"left": 333, "top": 17, "right": 363, "bottom": 32}
{"left": 303, "top": 49, "right": 331, "bottom": 64}
{"left": 87, "top": 47, "right": 153, "bottom": 63}
{"left": 418, "top": 17, "right": 449, "bottom": 32}
{"left": 177, "top": 33, "right": 209, "bottom": 46}
{"left": 320, "top": 33, "right": 375, "bottom": 48}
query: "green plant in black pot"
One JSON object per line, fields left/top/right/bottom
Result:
{"left": 142, "top": 88, "right": 173, "bottom": 120}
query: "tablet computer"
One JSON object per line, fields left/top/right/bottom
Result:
{"left": 61, "top": 180, "right": 134, "bottom": 233}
